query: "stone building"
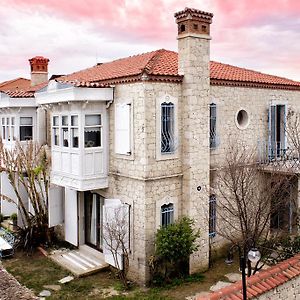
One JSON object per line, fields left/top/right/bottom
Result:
{"left": 1, "top": 7, "right": 300, "bottom": 283}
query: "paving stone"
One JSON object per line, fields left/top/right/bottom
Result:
{"left": 225, "top": 272, "right": 242, "bottom": 282}
{"left": 210, "top": 280, "right": 232, "bottom": 292}
{"left": 58, "top": 276, "right": 74, "bottom": 284}
{"left": 186, "top": 291, "right": 211, "bottom": 300}
{"left": 43, "top": 285, "right": 61, "bottom": 291}
{"left": 38, "top": 290, "right": 51, "bottom": 297}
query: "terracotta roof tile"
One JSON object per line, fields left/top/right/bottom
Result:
{"left": 198, "top": 254, "right": 300, "bottom": 300}
{"left": 0, "top": 78, "right": 31, "bottom": 92}
{"left": 58, "top": 49, "right": 300, "bottom": 90}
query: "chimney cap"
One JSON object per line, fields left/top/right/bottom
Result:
{"left": 29, "top": 56, "right": 50, "bottom": 63}
{"left": 174, "top": 7, "right": 213, "bottom": 23}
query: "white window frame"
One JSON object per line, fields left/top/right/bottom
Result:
{"left": 84, "top": 114, "right": 102, "bottom": 148}
{"left": 52, "top": 115, "right": 60, "bottom": 146}
{"left": 156, "top": 94, "right": 178, "bottom": 161}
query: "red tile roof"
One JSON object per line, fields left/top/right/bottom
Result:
{"left": 198, "top": 254, "right": 300, "bottom": 300}
{"left": 210, "top": 61, "right": 300, "bottom": 89}
{"left": 59, "top": 49, "right": 181, "bottom": 86}
{"left": 0, "top": 78, "right": 31, "bottom": 92}
{"left": 3, "top": 49, "right": 300, "bottom": 99}
{"left": 58, "top": 49, "right": 300, "bottom": 90}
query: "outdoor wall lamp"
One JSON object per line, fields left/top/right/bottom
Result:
{"left": 226, "top": 245, "right": 261, "bottom": 300}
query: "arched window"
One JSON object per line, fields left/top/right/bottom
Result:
{"left": 161, "top": 102, "right": 175, "bottom": 153}
{"left": 161, "top": 203, "right": 174, "bottom": 227}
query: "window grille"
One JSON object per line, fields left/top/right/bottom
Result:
{"left": 209, "top": 195, "right": 216, "bottom": 237}
{"left": 210, "top": 103, "right": 217, "bottom": 148}
{"left": 161, "top": 203, "right": 174, "bottom": 227}
{"left": 161, "top": 102, "right": 175, "bottom": 153}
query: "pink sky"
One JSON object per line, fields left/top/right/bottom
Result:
{"left": 1, "top": 0, "right": 300, "bottom": 82}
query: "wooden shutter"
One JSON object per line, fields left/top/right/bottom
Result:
{"left": 115, "top": 103, "right": 131, "bottom": 155}
{"left": 103, "top": 199, "right": 130, "bottom": 270}
{"left": 48, "top": 185, "right": 64, "bottom": 227}
{"left": 64, "top": 188, "right": 78, "bottom": 246}
{"left": 268, "top": 105, "right": 276, "bottom": 158}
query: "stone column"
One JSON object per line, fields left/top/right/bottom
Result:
{"left": 174, "top": 7, "right": 213, "bottom": 273}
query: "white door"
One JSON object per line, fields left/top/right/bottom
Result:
{"left": 64, "top": 188, "right": 78, "bottom": 246}
{"left": 48, "top": 185, "right": 64, "bottom": 227}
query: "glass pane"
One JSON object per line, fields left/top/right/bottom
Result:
{"left": 7, "top": 126, "right": 10, "bottom": 141}
{"left": 1, "top": 118, "right": 4, "bottom": 125}
{"left": 85, "top": 114, "right": 101, "bottom": 126}
{"left": 11, "top": 117, "right": 15, "bottom": 125}
{"left": 72, "top": 128, "right": 79, "bottom": 148}
{"left": 62, "top": 128, "right": 69, "bottom": 147}
{"left": 20, "top": 117, "right": 33, "bottom": 126}
{"left": 20, "top": 126, "right": 33, "bottom": 141}
{"left": 62, "top": 116, "right": 68, "bottom": 126}
{"left": 53, "top": 128, "right": 59, "bottom": 146}
{"left": 6, "top": 118, "right": 10, "bottom": 125}
{"left": 71, "top": 115, "right": 78, "bottom": 126}
{"left": 2, "top": 126, "right": 5, "bottom": 139}
{"left": 11, "top": 127, "right": 15, "bottom": 140}
{"left": 53, "top": 116, "right": 59, "bottom": 126}
{"left": 84, "top": 127, "right": 101, "bottom": 147}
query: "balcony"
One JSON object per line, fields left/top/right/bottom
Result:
{"left": 257, "top": 140, "right": 300, "bottom": 174}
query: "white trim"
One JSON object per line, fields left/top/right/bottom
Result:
{"left": 36, "top": 81, "right": 113, "bottom": 104}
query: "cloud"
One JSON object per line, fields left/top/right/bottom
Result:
{"left": 0, "top": 0, "right": 300, "bottom": 82}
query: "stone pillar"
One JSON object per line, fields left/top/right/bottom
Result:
{"left": 29, "top": 56, "right": 49, "bottom": 86}
{"left": 174, "top": 7, "right": 213, "bottom": 273}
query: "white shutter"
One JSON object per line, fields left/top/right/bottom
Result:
{"left": 115, "top": 103, "right": 131, "bottom": 155}
{"left": 103, "top": 199, "right": 130, "bottom": 270}
{"left": 48, "top": 185, "right": 64, "bottom": 227}
{"left": 64, "top": 188, "right": 78, "bottom": 246}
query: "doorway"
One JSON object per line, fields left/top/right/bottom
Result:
{"left": 84, "top": 192, "right": 104, "bottom": 251}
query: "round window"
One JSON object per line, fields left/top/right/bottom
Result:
{"left": 236, "top": 109, "right": 249, "bottom": 129}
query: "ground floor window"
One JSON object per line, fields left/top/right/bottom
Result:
{"left": 20, "top": 117, "right": 33, "bottom": 141}
{"left": 161, "top": 203, "right": 174, "bottom": 227}
{"left": 209, "top": 195, "right": 217, "bottom": 237}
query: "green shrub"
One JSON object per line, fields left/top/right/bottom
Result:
{"left": 150, "top": 216, "right": 200, "bottom": 284}
{"left": 10, "top": 213, "right": 17, "bottom": 221}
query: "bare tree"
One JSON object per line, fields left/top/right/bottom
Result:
{"left": 0, "top": 140, "right": 52, "bottom": 249}
{"left": 213, "top": 144, "right": 296, "bottom": 275}
{"left": 103, "top": 204, "right": 130, "bottom": 289}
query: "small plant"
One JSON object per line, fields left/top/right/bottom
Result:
{"left": 10, "top": 213, "right": 17, "bottom": 221}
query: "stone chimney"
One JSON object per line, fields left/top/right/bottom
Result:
{"left": 174, "top": 8, "right": 213, "bottom": 274}
{"left": 29, "top": 56, "right": 49, "bottom": 86}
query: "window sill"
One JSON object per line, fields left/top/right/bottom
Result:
{"left": 156, "top": 152, "right": 179, "bottom": 161}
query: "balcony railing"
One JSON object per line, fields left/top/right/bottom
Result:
{"left": 257, "top": 140, "right": 300, "bottom": 172}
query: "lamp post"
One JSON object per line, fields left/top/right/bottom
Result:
{"left": 226, "top": 246, "right": 261, "bottom": 300}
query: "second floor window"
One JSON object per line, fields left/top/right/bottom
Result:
{"left": 20, "top": 117, "right": 33, "bottom": 141}
{"left": 53, "top": 116, "right": 59, "bottom": 146}
{"left": 210, "top": 103, "right": 217, "bottom": 148}
{"left": 84, "top": 114, "right": 101, "bottom": 148}
{"left": 161, "top": 102, "right": 175, "bottom": 154}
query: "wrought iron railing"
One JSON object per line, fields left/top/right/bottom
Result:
{"left": 257, "top": 140, "right": 300, "bottom": 172}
